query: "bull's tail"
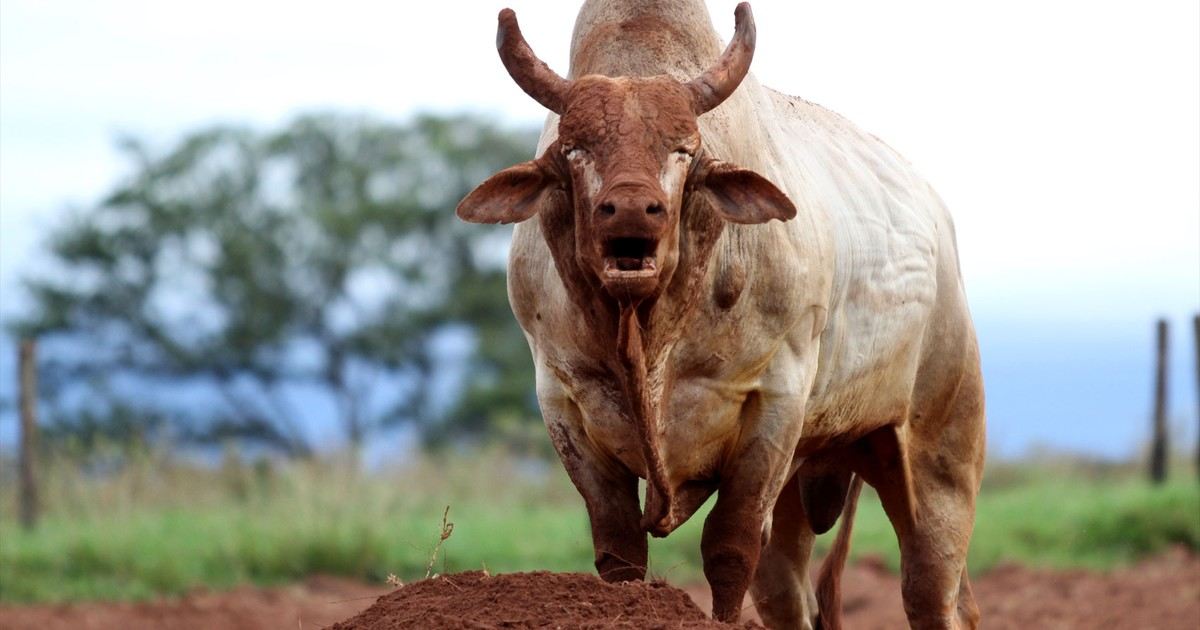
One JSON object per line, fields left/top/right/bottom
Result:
{"left": 814, "top": 474, "right": 864, "bottom": 630}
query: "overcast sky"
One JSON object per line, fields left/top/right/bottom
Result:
{"left": 3, "top": 0, "right": 1197, "bottom": 321}
{"left": 1, "top": 0, "right": 1197, "bottom": 455}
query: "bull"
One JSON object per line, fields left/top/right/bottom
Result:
{"left": 457, "top": 2, "right": 986, "bottom": 628}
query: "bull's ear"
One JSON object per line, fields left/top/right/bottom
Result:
{"left": 697, "top": 161, "right": 796, "bottom": 224}
{"left": 457, "top": 159, "right": 557, "bottom": 224}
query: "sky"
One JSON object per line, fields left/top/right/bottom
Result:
{"left": 1, "top": 0, "right": 1198, "bottom": 457}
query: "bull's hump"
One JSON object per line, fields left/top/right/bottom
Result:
{"left": 569, "top": 1, "right": 724, "bottom": 80}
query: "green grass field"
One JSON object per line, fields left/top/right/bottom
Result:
{"left": 1, "top": 451, "right": 1196, "bottom": 603}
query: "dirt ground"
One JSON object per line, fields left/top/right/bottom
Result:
{"left": 0, "top": 575, "right": 385, "bottom": 630}
{"left": 2, "top": 548, "right": 1196, "bottom": 629}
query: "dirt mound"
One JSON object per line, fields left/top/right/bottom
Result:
{"left": 326, "top": 571, "right": 758, "bottom": 630}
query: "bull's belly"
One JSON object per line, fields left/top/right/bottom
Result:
{"left": 794, "top": 353, "right": 924, "bottom": 456}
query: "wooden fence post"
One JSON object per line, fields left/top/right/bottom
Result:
{"left": 1193, "top": 314, "right": 1199, "bottom": 483}
{"left": 1149, "top": 319, "right": 1168, "bottom": 484}
{"left": 18, "top": 339, "right": 40, "bottom": 530}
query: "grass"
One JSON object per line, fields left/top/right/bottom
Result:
{"left": 0, "top": 450, "right": 1196, "bottom": 603}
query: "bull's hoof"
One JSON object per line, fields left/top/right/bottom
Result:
{"left": 711, "top": 596, "right": 742, "bottom": 623}
{"left": 595, "top": 552, "right": 646, "bottom": 583}
{"left": 705, "top": 551, "right": 755, "bottom": 623}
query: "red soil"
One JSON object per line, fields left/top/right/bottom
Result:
{"left": 1, "top": 549, "right": 1196, "bottom": 629}
{"left": 0, "top": 575, "right": 386, "bottom": 630}
{"left": 328, "top": 570, "right": 757, "bottom": 629}
{"left": 690, "top": 547, "right": 1200, "bottom": 629}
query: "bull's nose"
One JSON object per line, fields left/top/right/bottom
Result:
{"left": 597, "top": 200, "right": 663, "bottom": 217}
{"left": 594, "top": 186, "right": 668, "bottom": 227}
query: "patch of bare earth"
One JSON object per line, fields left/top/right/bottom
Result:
{"left": 2, "top": 549, "right": 1196, "bottom": 629}
{"left": 0, "top": 576, "right": 387, "bottom": 630}
{"left": 689, "top": 547, "right": 1200, "bottom": 629}
{"left": 969, "top": 546, "right": 1200, "bottom": 630}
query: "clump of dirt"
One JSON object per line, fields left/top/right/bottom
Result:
{"left": 327, "top": 571, "right": 759, "bottom": 630}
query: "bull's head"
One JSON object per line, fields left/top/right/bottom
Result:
{"left": 458, "top": 2, "right": 794, "bottom": 305}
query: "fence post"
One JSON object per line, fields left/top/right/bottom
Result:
{"left": 18, "top": 339, "right": 40, "bottom": 530}
{"left": 1193, "top": 314, "right": 1199, "bottom": 483}
{"left": 1149, "top": 319, "right": 1168, "bottom": 484}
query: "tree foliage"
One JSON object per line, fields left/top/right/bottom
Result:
{"left": 13, "top": 113, "right": 541, "bottom": 455}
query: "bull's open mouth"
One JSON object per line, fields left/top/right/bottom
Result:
{"left": 602, "top": 237, "right": 658, "bottom": 278}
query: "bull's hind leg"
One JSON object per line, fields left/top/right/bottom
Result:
{"left": 750, "top": 474, "right": 820, "bottom": 630}
{"left": 861, "top": 398, "right": 984, "bottom": 629}
{"left": 892, "top": 443, "right": 981, "bottom": 630}
{"left": 956, "top": 566, "right": 980, "bottom": 628}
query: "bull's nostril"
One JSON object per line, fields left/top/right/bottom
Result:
{"left": 646, "top": 204, "right": 664, "bottom": 215}
{"left": 599, "top": 203, "right": 616, "bottom": 216}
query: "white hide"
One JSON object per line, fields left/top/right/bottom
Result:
{"left": 508, "top": 0, "right": 970, "bottom": 501}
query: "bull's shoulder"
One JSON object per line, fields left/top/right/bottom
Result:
{"left": 506, "top": 218, "right": 564, "bottom": 340}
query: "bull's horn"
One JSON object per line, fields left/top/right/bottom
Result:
{"left": 685, "top": 2, "right": 756, "bottom": 114}
{"left": 497, "top": 9, "right": 570, "bottom": 114}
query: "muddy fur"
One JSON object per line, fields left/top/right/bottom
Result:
{"left": 459, "top": 2, "right": 986, "bottom": 628}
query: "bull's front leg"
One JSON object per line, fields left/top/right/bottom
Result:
{"left": 576, "top": 458, "right": 647, "bottom": 582}
{"left": 703, "top": 394, "right": 809, "bottom": 623}
{"left": 542, "top": 401, "right": 647, "bottom": 582}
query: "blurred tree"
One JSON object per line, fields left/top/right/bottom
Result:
{"left": 12, "top": 113, "right": 540, "bottom": 456}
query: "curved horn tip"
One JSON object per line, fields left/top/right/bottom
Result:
{"left": 496, "top": 8, "right": 517, "bottom": 49}
{"left": 685, "top": 2, "right": 757, "bottom": 114}
{"left": 733, "top": 3, "right": 756, "bottom": 44}
{"left": 492, "top": 6, "right": 569, "bottom": 115}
